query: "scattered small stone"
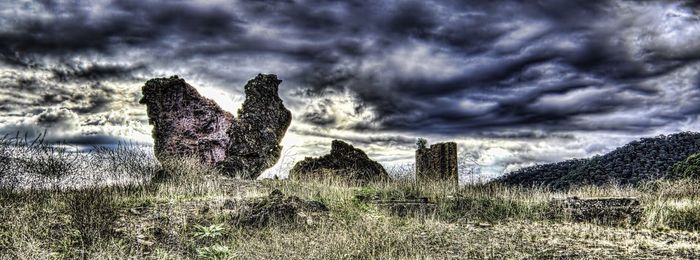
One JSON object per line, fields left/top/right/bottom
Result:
{"left": 476, "top": 222, "right": 492, "bottom": 228}
{"left": 137, "top": 238, "right": 154, "bottom": 247}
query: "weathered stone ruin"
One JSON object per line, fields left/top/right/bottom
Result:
{"left": 140, "top": 74, "right": 291, "bottom": 179}
{"left": 550, "top": 197, "right": 642, "bottom": 226}
{"left": 288, "top": 140, "right": 389, "bottom": 183}
{"left": 416, "top": 142, "right": 458, "bottom": 187}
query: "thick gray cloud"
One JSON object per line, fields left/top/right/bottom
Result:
{"left": 2, "top": 0, "right": 700, "bottom": 178}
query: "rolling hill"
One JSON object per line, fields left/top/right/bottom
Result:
{"left": 496, "top": 132, "right": 700, "bottom": 189}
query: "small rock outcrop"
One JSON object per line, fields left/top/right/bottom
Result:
{"left": 224, "top": 189, "right": 328, "bottom": 227}
{"left": 416, "top": 142, "right": 458, "bottom": 187}
{"left": 140, "top": 74, "right": 291, "bottom": 179}
{"left": 289, "top": 140, "right": 389, "bottom": 183}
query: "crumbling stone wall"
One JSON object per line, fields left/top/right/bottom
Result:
{"left": 416, "top": 142, "right": 458, "bottom": 187}
{"left": 549, "top": 197, "right": 642, "bottom": 226}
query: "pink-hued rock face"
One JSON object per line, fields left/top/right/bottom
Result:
{"left": 139, "top": 74, "right": 291, "bottom": 179}
{"left": 139, "top": 76, "right": 234, "bottom": 165}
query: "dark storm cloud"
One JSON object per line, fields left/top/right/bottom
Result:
{"left": 0, "top": 73, "right": 119, "bottom": 114}
{"left": 278, "top": 0, "right": 700, "bottom": 135}
{"left": 2, "top": 0, "right": 700, "bottom": 148}
{"left": 0, "top": 0, "right": 243, "bottom": 58}
{"left": 51, "top": 63, "right": 146, "bottom": 82}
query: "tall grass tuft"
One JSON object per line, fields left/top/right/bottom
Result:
{"left": 65, "top": 188, "right": 118, "bottom": 249}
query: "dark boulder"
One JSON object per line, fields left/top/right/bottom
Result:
{"left": 221, "top": 74, "right": 292, "bottom": 179}
{"left": 140, "top": 74, "right": 291, "bottom": 179}
{"left": 289, "top": 140, "right": 389, "bottom": 183}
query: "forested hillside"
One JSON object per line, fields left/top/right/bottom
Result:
{"left": 497, "top": 132, "right": 700, "bottom": 189}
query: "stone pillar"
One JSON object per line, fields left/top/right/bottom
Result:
{"left": 416, "top": 142, "right": 458, "bottom": 187}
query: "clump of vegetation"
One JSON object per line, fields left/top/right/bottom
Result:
{"left": 667, "top": 152, "right": 700, "bottom": 180}
{"left": 416, "top": 138, "right": 428, "bottom": 149}
{"left": 197, "top": 244, "right": 233, "bottom": 260}
{"left": 663, "top": 205, "right": 700, "bottom": 232}
{"left": 65, "top": 188, "right": 119, "bottom": 249}
{"left": 0, "top": 132, "right": 157, "bottom": 191}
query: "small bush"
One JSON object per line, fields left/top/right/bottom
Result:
{"left": 0, "top": 132, "right": 158, "bottom": 190}
{"left": 193, "top": 223, "right": 226, "bottom": 241}
{"left": 664, "top": 205, "right": 700, "bottom": 232}
{"left": 197, "top": 244, "right": 233, "bottom": 260}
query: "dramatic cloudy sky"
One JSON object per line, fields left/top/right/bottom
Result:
{"left": 2, "top": 0, "right": 700, "bottom": 180}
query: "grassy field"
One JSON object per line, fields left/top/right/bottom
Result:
{"left": 1, "top": 148, "right": 700, "bottom": 259}
{"left": 0, "top": 136, "right": 700, "bottom": 259}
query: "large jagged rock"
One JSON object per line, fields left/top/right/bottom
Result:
{"left": 220, "top": 75, "right": 292, "bottom": 179}
{"left": 140, "top": 74, "right": 291, "bottom": 179}
{"left": 289, "top": 140, "right": 389, "bottom": 183}
{"left": 140, "top": 76, "right": 234, "bottom": 165}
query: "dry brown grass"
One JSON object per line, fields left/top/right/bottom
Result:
{"left": 1, "top": 153, "right": 700, "bottom": 259}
